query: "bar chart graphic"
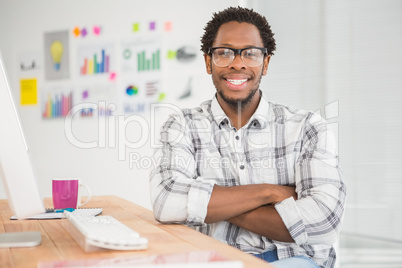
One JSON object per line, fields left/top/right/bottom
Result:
{"left": 42, "top": 92, "right": 73, "bottom": 118}
{"left": 78, "top": 44, "right": 114, "bottom": 76}
{"left": 80, "top": 49, "right": 110, "bottom": 75}
{"left": 137, "top": 49, "right": 160, "bottom": 72}
{"left": 121, "top": 38, "right": 162, "bottom": 73}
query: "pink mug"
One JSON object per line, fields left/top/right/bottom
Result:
{"left": 52, "top": 178, "right": 92, "bottom": 209}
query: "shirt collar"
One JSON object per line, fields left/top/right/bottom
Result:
{"left": 210, "top": 92, "right": 271, "bottom": 129}
{"left": 249, "top": 92, "right": 271, "bottom": 128}
{"left": 211, "top": 95, "right": 229, "bottom": 126}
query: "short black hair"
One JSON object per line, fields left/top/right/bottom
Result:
{"left": 201, "top": 6, "right": 276, "bottom": 56}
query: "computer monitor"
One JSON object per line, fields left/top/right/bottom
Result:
{"left": 0, "top": 51, "right": 45, "bottom": 247}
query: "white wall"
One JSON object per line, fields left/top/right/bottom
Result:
{"left": 0, "top": 0, "right": 240, "bottom": 209}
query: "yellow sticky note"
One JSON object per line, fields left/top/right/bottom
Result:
{"left": 158, "top": 92, "right": 166, "bottom": 101}
{"left": 167, "top": 50, "right": 177, "bottom": 59}
{"left": 133, "top": 23, "right": 140, "bottom": 32}
{"left": 20, "top": 79, "right": 37, "bottom": 105}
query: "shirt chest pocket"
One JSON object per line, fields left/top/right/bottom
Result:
{"left": 248, "top": 150, "right": 277, "bottom": 184}
{"left": 251, "top": 166, "right": 276, "bottom": 185}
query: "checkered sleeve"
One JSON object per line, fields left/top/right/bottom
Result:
{"left": 275, "top": 112, "right": 347, "bottom": 246}
{"left": 149, "top": 112, "right": 216, "bottom": 225}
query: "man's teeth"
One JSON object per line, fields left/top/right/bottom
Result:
{"left": 227, "top": 79, "right": 247, "bottom": 85}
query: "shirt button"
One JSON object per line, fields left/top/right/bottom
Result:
{"left": 235, "top": 136, "right": 239, "bottom": 140}
{"left": 240, "top": 165, "right": 245, "bottom": 170}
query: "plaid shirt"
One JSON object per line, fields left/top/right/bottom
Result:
{"left": 150, "top": 93, "right": 346, "bottom": 268}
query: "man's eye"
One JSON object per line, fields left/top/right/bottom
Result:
{"left": 244, "top": 50, "right": 257, "bottom": 57}
{"left": 217, "top": 50, "right": 231, "bottom": 56}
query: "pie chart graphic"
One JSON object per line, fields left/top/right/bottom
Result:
{"left": 126, "top": 85, "right": 138, "bottom": 96}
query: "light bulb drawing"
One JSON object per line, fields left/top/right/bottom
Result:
{"left": 50, "top": 40, "right": 64, "bottom": 71}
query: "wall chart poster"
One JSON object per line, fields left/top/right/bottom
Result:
{"left": 75, "top": 84, "right": 116, "bottom": 117}
{"left": 44, "top": 30, "right": 70, "bottom": 80}
{"left": 77, "top": 43, "right": 115, "bottom": 78}
{"left": 120, "top": 37, "right": 162, "bottom": 114}
{"left": 119, "top": 78, "right": 162, "bottom": 114}
{"left": 121, "top": 37, "right": 162, "bottom": 75}
{"left": 41, "top": 85, "right": 74, "bottom": 119}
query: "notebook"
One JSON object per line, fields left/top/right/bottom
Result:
{"left": 10, "top": 207, "right": 103, "bottom": 220}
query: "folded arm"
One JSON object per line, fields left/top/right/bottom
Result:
{"left": 228, "top": 205, "right": 294, "bottom": 242}
{"left": 206, "top": 184, "right": 297, "bottom": 242}
{"left": 205, "top": 184, "right": 297, "bottom": 223}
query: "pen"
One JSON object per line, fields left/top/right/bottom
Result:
{"left": 46, "top": 208, "right": 75, "bottom": 213}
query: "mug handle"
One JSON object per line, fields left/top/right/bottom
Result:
{"left": 77, "top": 183, "right": 92, "bottom": 207}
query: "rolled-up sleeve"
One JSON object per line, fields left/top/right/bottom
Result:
{"left": 275, "top": 113, "right": 347, "bottom": 246}
{"left": 149, "top": 113, "right": 216, "bottom": 225}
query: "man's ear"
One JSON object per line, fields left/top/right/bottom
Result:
{"left": 204, "top": 54, "right": 212, "bottom": 74}
{"left": 262, "top": 55, "right": 271, "bottom": 76}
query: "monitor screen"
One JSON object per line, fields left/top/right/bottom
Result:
{"left": 0, "top": 51, "right": 45, "bottom": 219}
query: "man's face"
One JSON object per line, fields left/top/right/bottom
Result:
{"left": 204, "top": 21, "right": 270, "bottom": 110}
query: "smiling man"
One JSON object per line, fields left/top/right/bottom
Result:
{"left": 150, "top": 7, "right": 346, "bottom": 268}
{"left": 207, "top": 20, "right": 269, "bottom": 130}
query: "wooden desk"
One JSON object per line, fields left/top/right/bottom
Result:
{"left": 0, "top": 196, "right": 271, "bottom": 268}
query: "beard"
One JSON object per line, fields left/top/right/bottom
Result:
{"left": 217, "top": 83, "right": 260, "bottom": 112}
{"left": 212, "top": 64, "right": 264, "bottom": 112}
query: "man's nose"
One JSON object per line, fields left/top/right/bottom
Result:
{"left": 228, "top": 54, "right": 247, "bottom": 70}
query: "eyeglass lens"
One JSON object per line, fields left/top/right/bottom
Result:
{"left": 212, "top": 48, "right": 265, "bottom": 67}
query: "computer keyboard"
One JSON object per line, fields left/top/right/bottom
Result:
{"left": 63, "top": 211, "right": 148, "bottom": 251}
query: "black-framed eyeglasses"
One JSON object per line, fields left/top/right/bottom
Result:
{"left": 208, "top": 46, "right": 268, "bottom": 67}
